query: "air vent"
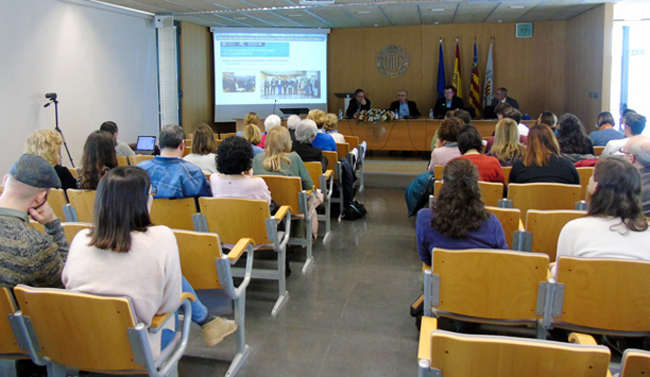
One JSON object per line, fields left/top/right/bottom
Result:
{"left": 299, "top": 0, "right": 335, "bottom": 5}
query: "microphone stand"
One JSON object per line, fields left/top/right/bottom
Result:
{"left": 44, "top": 98, "right": 75, "bottom": 168}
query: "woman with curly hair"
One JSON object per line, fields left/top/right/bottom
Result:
{"left": 307, "top": 109, "right": 337, "bottom": 151}
{"left": 416, "top": 159, "right": 508, "bottom": 266}
{"left": 427, "top": 117, "right": 462, "bottom": 172}
{"left": 557, "top": 113, "right": 594, "bottom": 156}
{"left": 25, "top": 129, "right": 78, "bottom": 190}
{"left": 79, "top": 131, "right": 117, "bottom": 190}
{"left": 487, "top": 118, "right": 527, "bottom": 166}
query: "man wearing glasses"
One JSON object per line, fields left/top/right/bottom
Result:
{"left": 389, "top": 90, "right": 421, "bottom": 119}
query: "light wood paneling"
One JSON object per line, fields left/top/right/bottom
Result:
{"left": 179, "top": 21, "right": 213, "bottom": 134}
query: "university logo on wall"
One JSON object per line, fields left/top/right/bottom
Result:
{"left": 376, "top": 45, "right": 409, "bottom": 78}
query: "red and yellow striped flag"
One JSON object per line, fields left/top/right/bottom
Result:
{"left": 451, "top": 40, "right": 463, "bottom": 98}
{"left": 469, "top": 41, "right": 481, "bottom": 118}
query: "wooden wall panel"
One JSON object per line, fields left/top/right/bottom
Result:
{"left": 179, "top": 21, "right": 213, "bottom": 134}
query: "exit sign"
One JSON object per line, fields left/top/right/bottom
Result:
{"left": 516, "top": 23, "right": 533, "bottom": 38}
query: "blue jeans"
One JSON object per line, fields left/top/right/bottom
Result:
{"left": 161, "top": 276, "right": 208, "bottom": 349}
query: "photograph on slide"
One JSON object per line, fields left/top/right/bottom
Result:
{"left": 261, "top": 71, "right": 321, "bottom": 99}
{"left": 222, "top": 72, "right": 256, "bottom": 93}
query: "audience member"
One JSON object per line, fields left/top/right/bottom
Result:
{"left": 452, "top": 109, "right": 472, "bottom": 125}
{"left": 416, "top": 159, "right": 507, "bottom": 266}
{"left": 307, "top": 109, "right": 337, "bottom": 152}
{"left": 455, "top": 125, "right": 504, "bottom": 183}
{"left": 324, "top": 113, "right": 346, "bottom": 144}
{"left": 259, "top": 114, "right": 282, "bottom": 149}
{"left": 345, "top": 88, "right": 372, "bottom": 119}
{"left": 554, "top": 157, "right": 650, "bottom": 276}
{"left": 589, "top": 111, "right": 624, "bottom": 146}
{"left": 494, "top": 103, "right": 512, "bottom": 120}
{"left": 242, "top": 123, "right": 264, "bottom": 156}
{"left": 243, "top": 112, "right": 259, "bottom": 127}
{"left": 293, "top": 119, "right": 326, "bottom": 168}
{"left": 211, "top": 137, "right": 271, "bottom": 203}
{"left": 100, "top": 121, "right": 136, "bottom": 157}
{"left": 183, "top": 124, "right": 217, "bottom": 174}
{"left": 253, "top": 127, "right": 313, "bottom": 190}
{"left": 79, "top": 130, "right": 117, "bottom": 190}
{"left": 62, "top": 166, "right": 235, "bottom": 352}
{"left": 487, "top": 118, "right": 526, "bottom": 166}
{"left": 25, "top": 129, "right": 77, "bottom": 190}
{"left": 603, "top": 111, "right": 646, "bottom": 157}
{"left": 624, "top": 136, "right": 650, "bottom": 216}
{"left": 509, "top": 125, "right": 579, "bottom": 184}
{"left": 433, "top": 86, "right": 464, "bottom": 118}
{"left": 286, "top": 114, "right": 301, "bottom": 142}
{"left": 427, "top": 118, "right": 462, "bottom": 171}
{"left": 537, "top": 111, "right": 558, "bottom": 131}
{"left": 503, "top": 107, "right": 529, "bottom": 138}
{"left": 138, "top": 125, "right": 211, "bottom": 198}
{"left": 389, "top": 89, "right": 421, "bottom": 119}
{"left": 557, "top": 113, "right": 594, "bottom": 156}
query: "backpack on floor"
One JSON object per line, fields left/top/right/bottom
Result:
{"left": 342, "top": 200, "right": 367, "bottom": 221}
{"left": 405, "top": 172, "right": 435, "bottom": 216}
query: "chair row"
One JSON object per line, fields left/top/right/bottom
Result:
{"left": 0, "top": 228, "right": 253, "bottom": 377}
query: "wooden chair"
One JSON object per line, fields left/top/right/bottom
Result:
{"left": 304, "top": 162, "right": 334, "bottom": 241}
{"left": 576, "top": 167, "right": 595, "bottom": 201}
{"left": 417, "top": 317, "right": 611, "bottom": 377}
{"left": 219, "top": 132, "right": 236, "bottom": 140}
{"left": 594, "top": 146, "right": 605, "bottom": 156}
{"left": 513, "top": 210, "right": 586, "bottom": 260}
{"left": 9, "top": 285, "right": 195, "bottom": 377}
{"left": 620, "top": 348, "right": 650, "bottom": 377}
{"left": 502, "top": 166, "right": 512, "bottom": 185}
{"left": 62, "top": 222, "right": 92, "bottom": 245}
{"left": 68, "top": 168, "right": 80, "bottom": 181}
{"left": 150, "top": 198, "right": 201, "bottom": 231}
{"left": 343, "top": 135, "right": 359, "bottom": 150}
{"left": 335, "top": 142, "right": 350, "bottom": 161}
{"left": 0, "top": 288, "right": 27, "bottom": 376}
{"left": 197, "top": 198, "right": 291, "bottom": 316}
{"left": 129, "top": 155, "right": 154, "bottom": 165}
{"left": 424, "top": 248, "right": 550, "bottom": 338}
{"left": 501, "top": 183, "right": 582, "bottom": 219}
{"left": 260, "top": 175, "right": 314, "bottom": 274}
{"left": 48, "top": 188, "right": 68, "bottom": 221}
{"left": 433, "top": 165, "right": 444, "bottom": 180}
{"left": 549, "top": 257, "right": 650, "bottom": 336}
{"left": 433, "top": 181, "right": 503, "bottom": 207}
{"left": 322, "top": 151, "right": 343, "bottom": 222}
{"left": 65, "top": 189, "right": 96, "bottom": 222}
{"left": 485, "top": 206, "right": 523, "bottom": 250}
{"left": 116, "top": 156, "right": 129, "bottom": 167}
{"left": 173, "top": 230, "right": 253, "bottom": 377}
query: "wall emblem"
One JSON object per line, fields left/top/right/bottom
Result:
{"left": 376, "top": 45, "right": 409, "bottom": 78}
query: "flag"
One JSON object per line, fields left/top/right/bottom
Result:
{"left": 469, "top": 41, "right": 481, "bottom": 117}
{"left": 451, "top": 40, "right": 463, "bottom": 99}
{"left": 436, "top": 40, "right": 446, "bottom": 99}
{"left": 483, "top": 39, "right": 494, "bottom": 109}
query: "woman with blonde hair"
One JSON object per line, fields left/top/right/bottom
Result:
{"left": 243, "top": 112, "right": 259, "bottom": 126}
{"left": 488, "top": 118, "right": 527, "bottom": 166}
{"left": 324, "top": 113, "right": 346, "bottom": 144}
{"left": 241, "top": 124, "right": 264, "bottom": 156}
{"left": 25, "top": 129, "right": 78, "bottom": 190}
{"left": 183, "top": 124, "right": 217, "bottom": 174}
{"left": 307, "top": 109, "right": 336, "bottom": 151}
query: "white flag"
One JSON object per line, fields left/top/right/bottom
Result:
{"left": 483, "top": 40, "right": 494, "bottom": 108}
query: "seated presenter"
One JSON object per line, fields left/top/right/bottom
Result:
{"left": 433, "top": 86, "right": 465, "bottom": 119}
{"left": 345, "top": 88, "right": 372, "bottom": 119}
{"left": 389, "top": 90, "right": 420, "bottom": 119}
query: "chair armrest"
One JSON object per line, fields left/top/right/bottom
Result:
{"left": 305, "top": 189, "right": 313, "bottom": 195}
{"left": 324, "top": 169, "right": 333, "bottom": 180}
{"left": 568, "top": 332, "right": 598, "bottom": 345}
{"left": 227, "top": 238, "right": 254, "bottom": 262}
{"left": 417, "top": 316, "right": 438, "bottom": 362}
{"left": 150, "top": 293, "right": 195, "bottom": 332}
{"left": 273, "top": 205, "right": 290, "bottom": 222}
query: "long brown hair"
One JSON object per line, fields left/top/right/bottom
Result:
{"left": 80, "top": 131, "right": 117, "bottom": 189}
{"left": 191, "top": 124, "right": 216, "bottom": 155}
{"left": 589, "top": 157, "right": 648, "bottom": 232}
{"left": 524, "top": 124, "right": 560, "bottom": 167}
{"left": 432, "top": 159, "right": 489, "bottom": 238}
{"left": 89, "top": 167, "right": 152, "bottom": 252}
{"left": 263, "top": 127, "right": 292, "bottom": 172}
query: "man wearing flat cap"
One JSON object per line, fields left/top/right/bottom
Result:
{"left": 0, "top": 154, "right": 68, "bottom": 288}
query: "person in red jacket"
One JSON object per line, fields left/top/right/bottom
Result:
{"left": 454, "top": 125, "right": 505, "bottom": 183}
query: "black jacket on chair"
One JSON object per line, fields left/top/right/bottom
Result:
{"left": 389, "top": 100, "right": 421, "bottom": 118}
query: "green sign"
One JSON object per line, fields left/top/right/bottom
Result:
{"left": 516, "top": 23, "right": 533, "bottom": 38}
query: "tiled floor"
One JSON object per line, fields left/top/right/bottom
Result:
{"left": 179, "top": 188, "right": 421, "bottom": 377}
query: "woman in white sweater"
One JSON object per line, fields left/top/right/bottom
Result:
{"left": 62, "top": 166, "right": 235, "bottom": 351}
{"left": 554, "top": 157, "right": 650, "bottom": 276}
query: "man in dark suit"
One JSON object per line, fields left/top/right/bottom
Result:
{"left": 433, "top": 86, "right": 465, "bottom": 118}
{"left": 389, "top": 90, "right": 421, "bottom": 119}
{"left": 484, "top": 87, "right": 520, "bottom": 118}
{"left": 345, "top": 88, "right": 372, "bottom": 118}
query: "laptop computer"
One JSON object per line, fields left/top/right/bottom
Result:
{"left": 135, "top": 136, "right": 156, "bottom": 155}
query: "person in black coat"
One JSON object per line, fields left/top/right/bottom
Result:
{"left": 293, "top": 119, "right": 327, "bottom": 171}
{"left": 433, "top": 86, "right": 465, "bottom": 118}
{"left": 389, "top": 90, "right": 421, "bottom": 119}
{"left": 345, "top": 88, "right": 372, "bottom": 119}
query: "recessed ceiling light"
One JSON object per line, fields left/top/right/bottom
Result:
{"left": 288, "top": 14, "right": 304, "bottom": 17}
{"left": 234, "top": 16, "right": 247, "bottom": 20}
{"left": 509, "top": 5, "right": 525, "bottom": 9}
{"left": 497, "top": 19, "right": 503, "bottom": 23}
{"left": 374, "top": 23, "right": 379, "bottom": 27}
{"left": 357, "top": 10, "right": 371, "bottom": 15}
{"left": 431, "top": 8, "right": 445, "bottom": 12}
{"left": 434, "top": 21, "right": 440, "bottom": 24}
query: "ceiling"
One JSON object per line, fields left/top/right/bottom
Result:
{"left": 96, "top": 0, "right": 618, "bottom": 28}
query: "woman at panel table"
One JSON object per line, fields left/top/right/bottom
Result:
{"left": 345, "top": 88, "right": 372, "bottom": 119}
{"left": 552, "top": 157, "right": 650, "bottom": 277}
{"left": 416, "top": 159, "right": 508, "bottom": 266}
{"left": 433, "top": 86, "right": 465, "bottom": 119}
{"left": 508, "top": 124, "right": 579, "bottom": 185}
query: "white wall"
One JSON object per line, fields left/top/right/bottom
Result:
{"left": 0, "top": 0, "right": 159, "bottom": 175}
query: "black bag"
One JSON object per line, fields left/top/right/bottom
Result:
{"left": 342, "top": 200, "right": 367, "bottom": 221}
{"left": 331, "top": 157, "right": 358, "bottom": 218}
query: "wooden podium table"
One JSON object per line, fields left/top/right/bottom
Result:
{"left": 337, "top": 119, "right": 500, "bottom": 152}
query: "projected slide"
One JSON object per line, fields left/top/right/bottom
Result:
{"left": 212, "top": 29, "right": 329, "bottom": 121}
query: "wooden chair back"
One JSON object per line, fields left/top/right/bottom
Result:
{"left": 433, "top": 165, "right": 444, "bottom": 180}
{"left": 555, "top": 257, "right": 650, "bottom": 334}
{"left": 433, "top": 181, "right": 503, "bottom": 207}
{"left": 260, "top": 175, "right": 304, "bottom": 215}
{"left": 12, "top": 285, "right": 143, "bottom": 372}
{"left": 593, "top": 146, "right": 605, "bottom": 156}
{"left": 507, "top": 183, "right": 581, "bottom": 219}
{"left": 426, "top": 330, "right": 610, "bottom": 377}
{"left": 432, "top": 248, "right": 549, "bottom": 321}
{"left": 323, "top": 151, "right": 338, "bottom": 172}
{"left": 0, "top": 287, "right": 24, "bottom": 356}
{"left": 150, "top": 198, "right": 197, "bottom": 231}
{"left": 62, "top": 222, "right": 92, "bottom": 245}
{"left": 198, "top": 197, "right": 271, "bottom": 245}
{"left": 128, "top": 155, "right": 154, "bottom": 165}
{"left": 219, "top": 132, "right": 236, "bottom": 140}
{"left": 116, "top": 156, "right": 129, "bottom": 167}
{"left": 336, "top": 142, "right": 350, "bottom": 160}
{"left": 576, "top": 167, "right": 594, "bottom": 201}
{"left": 502, "top": 166, "right": 512, "bottom": 185}
{"left": 525, "top": 210, "right": 586, "bottom": 261}
{"left": 621, "top": 349, "right": 650, "bottom": 377}
{"left": 48, "top": 188, "right": 68, "bottom": 220}
{"left": 69, "top": 168, "right": 80, "bottom": 181}
{"left": 173, "top": 230, "right": 224, "bottom": 290}
{"left": 485, "top": 206, "right": 523, "bottom": 249}
{"left": 343, "top": 135, "right": 359, "bottom": 150}
{"left": 66, "top": 189, "right": 96, "bottom": 223}
{"left": 304, "top": 162, "right": 323, "bottom": 190}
